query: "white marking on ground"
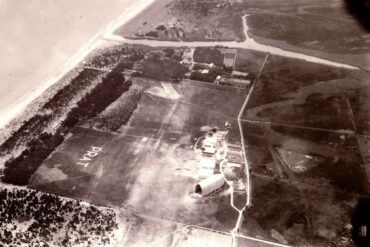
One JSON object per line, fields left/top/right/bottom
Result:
{"left": 146, "top": 83, "right": 181, "bottom": 100}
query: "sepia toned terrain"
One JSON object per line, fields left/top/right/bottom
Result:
{"left": 1, "top": 0, "right": 370, "bottom": 246}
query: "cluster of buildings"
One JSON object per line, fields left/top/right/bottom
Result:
{"left": 194, "top": 124, "right": 246, "bottom": 196}
{"left": 154, "top": 25, "right": 185, "bottom": 40}
{"left": 188, "top": 47, "right": 252, "bottom": 89}
{"left": 186, "top": 0, "right": 233, "bottom": 8}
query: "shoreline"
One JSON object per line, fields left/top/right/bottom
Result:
{"left": 0, "top": 0, "right": 156, "bottom": 130}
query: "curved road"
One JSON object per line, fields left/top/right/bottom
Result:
{"left": 104, "top": 14, "right": 358, "bottom": 70}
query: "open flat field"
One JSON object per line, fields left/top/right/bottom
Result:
{"left": 244, "top": 175, "right": 357, "bottom": 246}
{"left": 238, "top": 54, "right": 370, "bottom": 245}
{"left": 29, "top": 79, "right": 247, "bottom": 234}
{"left": 241, "top": 121, "right": 363, "bottom": 246}
{"left": 242, "top": 54, "right": 355, "bottom": 130}
{"left": 242, "top": 121, "right": 365, "bottom": 190}
{"left": 114, "top": 0, "right": 370, "bottom": 69}
{"left": 114, "top": 0, "right": 240, "bottom": 41}
{"left": 244, "top": 2, "right": 370, "bottom": 54}
{"left": 238, "top": 0, "right": 370, "bottom": 68}
{"left": 234, "top": 49, "right": 268, "bottom": 75}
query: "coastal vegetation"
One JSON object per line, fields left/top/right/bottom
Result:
{"left": 0, "top": 69, "right": 102, "bottom": 157}
{"left": 0, "top": 45, "right": 191, "bottom": 186}
{"left": 96, "top": 84, "right": 143, "bottom": 132}
{"left": 138, "top": 54, "right": 188, "bottom": 81}
{"left": 193, "top": 47, "right": 224, "bottom": 66}
{"left": 2, "top": 66, "right": 130, "bottom": 185}
{"left": 0, "top": 186, "right": 119, "bottom": 246}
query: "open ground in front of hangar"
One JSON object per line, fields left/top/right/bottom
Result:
{"left": 29, "top": 79, "right": 247, "bottom": 233}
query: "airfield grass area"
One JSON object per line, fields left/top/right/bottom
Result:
{"left": 29, "top": 80, "right": 247, "bottom": 233}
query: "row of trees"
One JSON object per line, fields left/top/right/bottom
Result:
{"left": 3, "top": 66, "right": 131, "bottom": 185}
{"left": 138, "top": 53, "right": 188, "bottom": 81}
{"left": 0, "top": 69, "right": 100, "bottom": 157}
{"left": 1, "top": 47, "right": 189, "bottom": 185}
{"left": 193, "top": 47, "right": 224, "bottom": 66}
{"left": 96, "top": 85, "right": 143, "bottom": 131}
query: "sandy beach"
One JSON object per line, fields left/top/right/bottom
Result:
{"left": 0, "top": 0, "right": 156, "bottom": 129}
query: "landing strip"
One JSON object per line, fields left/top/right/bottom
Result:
{"left": 29, "top": 80, "right": 247, "bottom": 233}
{"left": 28, "top": 77, "right": 291, "bottom": 246}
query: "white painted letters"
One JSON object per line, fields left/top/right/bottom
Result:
{"left": 76, "top": 162, "right": 89, "bottom": 168}
{"left": 76, "top": 146, "right": 103, "bottom": 168}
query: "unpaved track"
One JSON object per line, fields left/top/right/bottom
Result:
{"left": 105, "top": 15, "right": 358, "bottom": 70}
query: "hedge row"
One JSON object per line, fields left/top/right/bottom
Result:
{"left": 96, "top": 85, "right": 143, "bottom": 131}
{"left": 0, "top": 69, "right": 101, "bottom": 156}
{"left": 2, "top": 67, "right": 131, "bottom": 185}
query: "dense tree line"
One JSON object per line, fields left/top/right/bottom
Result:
{"left": 1, "top": 47, "right": 189, "bottom": 186}
{"left": 193, "top": 47, "right": 224, "bottom": 66}
{"left": 0, "top": 187, "right": 118, "bottom": 246}
{"left": 0, "top": 69, "right": 100, "bottom": 157}
{"left": 2, "top": 66, "right": 131, "bottom": 185}
{"left": 3, "top": 133, "right": 64, "bottom": 185}
{"left": 61, "top": 69, "right": 130, "bottom": 129}
{"left": 88, "top": 47, "right": 145, "bottom": 69}
{"left": 138, "top": 54, "right": 188, "bottom": 81}
{"left": 43, "top": 69, "right": 100, "bottom": 111}
{"left": 96, "top": 85, "right": 142, "bottom": 131}
{"left": 0, "top": 114, "right": 53, "bottom": 156}
{"left": 190, "top": 71, "right": 218, "bottom": 83}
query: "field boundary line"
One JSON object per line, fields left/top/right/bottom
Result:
{"left": 76, "top": 125, "right": 171, "bottom": 142}
{"left": 230, "top": 53, "right": 269, "bottom": 246}
{"left": 239, "top": 119, "right": 355, "bottom": 135}
{"left": 238, "top": 53, "right": 269, "bottom": 207}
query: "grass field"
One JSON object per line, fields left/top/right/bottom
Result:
{"left": 29, "top": 79, "right": 247, "bottom": 233}
{"left": 245, "top": 175, "right": 357, "bottom": 246}
{"left": 242, "top": 120, "right": 365, "bottom": 189}
{"left": 234, "top": 49, "right": 267, "bottom": 76}
{"left": 114, "top": 0, "right": 370, "bottom": 68}
{"left": 238, "top": 55, "right": 369, "bottom": 245}
{"left": 235, "top": 0, "right": 370, "bottom": 68}
{"left": 246, "top": 10, "right": 370, "bottom": 55}
{"left": 349, "top": 71, "right": 370, "bottom": 135}
{"left": 241, "top": 54, "right": 354, "bottom": 130}
{"left": 114, "top": 0, "right": 239, "bottom": 41}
